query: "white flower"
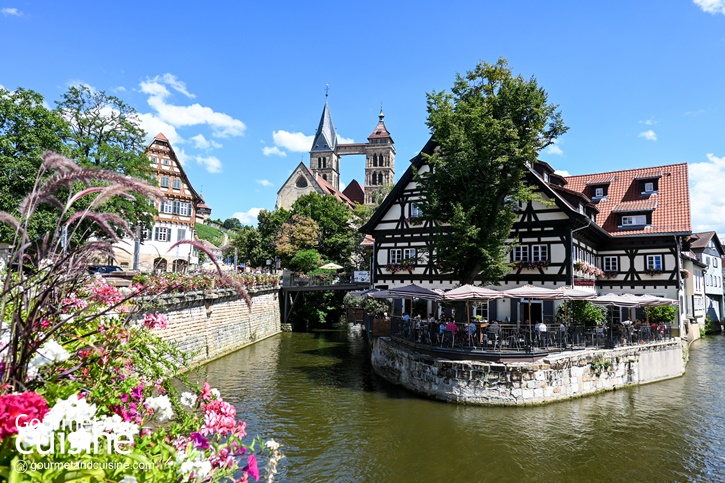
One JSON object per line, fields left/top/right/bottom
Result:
{"left": 44, "top": 394, "right": 97, "bottom": 431}
{"left": 94, "top": 414, "right": 140, "bottom": 439}
{"left": 145, "top": 395, "right": 174, "bottom": 422}
{"left": 179, "top": 455, "right": 212, "bottom": 479}
{"left": 180, "top": 392, "right": 196, "bottom": 408}
{"left": 265, "top": 439, "right": 280, "bottom": 451}
{"left": 67, "top": 428, "right": 93, "bottom": 452}
{"left": 26, "top": 339, "right": 71, "bottom": 378}
{"left": 210, "top": 388, "right": 221, "bottom": 400}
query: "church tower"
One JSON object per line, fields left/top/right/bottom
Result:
{"left": 309, "top": 95, "right": 341, "bottom": 190}
{"left": 363, "top": 107, "right": 395, "bottom": 204}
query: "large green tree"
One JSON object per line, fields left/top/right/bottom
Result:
{"left": 257, "top": 207, "right": 291, "bottom": 263}
{"left": 274, "top": 214, "right": 321, "bottom": 266}
{"left": 291, "top": 193, "right": 356, "bottom": 266}
{"left": 56, "top": 85, "right": 155, "bottom": 230}
{"left": 227, "top": 225, "right": 267, "bottom": 268}
{"left": 0, "top": 88, "right": 71, "bottom": 241}
{"left": 416, "top": 58, "right": 568, "bottom": 284}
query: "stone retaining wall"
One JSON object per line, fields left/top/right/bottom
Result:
{"left": 142, "top": 286, "right": 281, "bottom": 367}
{"left": 371, "top": 337, "right": 686, "bottom": 406}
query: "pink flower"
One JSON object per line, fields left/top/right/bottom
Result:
{"left": 201, "top": 400, "right": 238, "bottom": 436}
{"left": 0, "top": 392, "right": 49, "bottom": 441}
{"left": 190, "top": 431, "right": 210, "bottom": 450}
{"left": 200, "top": 382, "right": 212, "bottom": 401}
{"left": 143, "top": 312, "right": 168, "bottom": 330}
{"left": 243, "top": 455, "right": 260, "bottom": 481}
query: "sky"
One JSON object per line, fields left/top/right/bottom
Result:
{"left": 2, "top": 1, "right": 725, "bottom": 233}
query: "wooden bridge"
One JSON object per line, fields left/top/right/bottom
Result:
{"left": 280, "top": 276, "right": 369, "bottom": 325}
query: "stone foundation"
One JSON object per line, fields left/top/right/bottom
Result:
{"left": 371, "top": 337, "right": 686, "bottom": 406}
{"left": 142, "top": 286, "right": 281, "bottom": 367}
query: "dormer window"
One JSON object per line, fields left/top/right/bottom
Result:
{"left": 644, "top": 182, "right": 654, "bottom": 193}
{"left": 543, "top": 173, "right": 549, "bottom": 183}
{"left": 621, "top": 214, "right": 647, "bottom": 227}
{"left": 595, "top": 187, "right": 604, "bottom": 198}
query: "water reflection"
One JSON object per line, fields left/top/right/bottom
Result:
{"left": 199, "top": 327, "right": 725, "bottom": 482}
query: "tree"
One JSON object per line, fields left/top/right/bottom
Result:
{"left": 228, "top": 225, "right": 266, "bottom": 267}
{"left": 643, "top": 305, "right": 677, "bottom": 323}
{"left": 416, "top": 58, "right": 568, "bottom": 284}
{"left": 0, "top": 88, "right": 71, "bottom": 241}
{"left": 556, "top": 301, "right": 607, "bottom": 327}
{"left": 257, "top": 208, "right": 291, "bottom": 263}
{"left": 291, "top": 193, "right": 355, "bottom": 266}
{"left": 56, "top": 85, "right": 155, "bottom": 230}
{"left": 223, "top": 217, "right": 243, "bottom": 230}
{"left": 275, "top": 214, "right": 321, "bottom": 266}
{"left": 289, "top": 249, "right": 323, "bottom": 273}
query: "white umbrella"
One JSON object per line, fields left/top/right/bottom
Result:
{"left": 560, "top": 286, "right": 597, "bottom": 300}
{"left": 319, "top": 262, "right": 343, "bottom": 270}
{"left": 444, "top": 284, "right": 504, "bottom": 301}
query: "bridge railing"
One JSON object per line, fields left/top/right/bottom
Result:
{"left": 282, "top": 271, "right": 356, "bottom": 288}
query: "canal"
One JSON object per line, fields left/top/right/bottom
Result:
{"left": 198, "top": 327, "right": 725, "bottom": 482}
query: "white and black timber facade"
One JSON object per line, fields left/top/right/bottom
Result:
{"left": 361, "top": 138, "right": 692, "bottom": 333}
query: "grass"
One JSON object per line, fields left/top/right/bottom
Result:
{"left": 195, "top": 222, "right": 225, "bottom": 247}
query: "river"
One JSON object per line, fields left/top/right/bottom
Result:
{"left": 198, "top": 327, "right": 725, "bottom": 482}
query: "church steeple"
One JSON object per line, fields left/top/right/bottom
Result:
{"left": 310, "top": 99, "right": 337, "bottom": 153}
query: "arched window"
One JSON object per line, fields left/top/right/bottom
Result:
{"left": 295, "top": 176, "right": 308, "bottom": 188}
{"left": 317, "top": 157, "right": 321, "bottom": 168}
{"left": 322, "top": 174, "right": 327, "bottom": 181}
{"left": 373, "top": 154, "right": 378, "bottom": 167}
{"left": 322, "top": 157, "right": 327, "bottom": 169}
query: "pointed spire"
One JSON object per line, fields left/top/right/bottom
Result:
{"left": 310, "top": 96, "right": 337, "bottom": 153}
{"left": 379, "top": 105, "right": 384, "bottom": 122}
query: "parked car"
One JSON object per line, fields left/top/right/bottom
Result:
{"left": 88, "top": 265, "right": 125, "bottom": 276}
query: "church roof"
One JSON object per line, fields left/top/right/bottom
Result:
{"left": 310, "top": 100, "right": 337, "bottom": 153}
{"left": 342, "top": 179, "right": 365, "bottom": 205}
{"left": 367, "top": 108, "right": 393, "bottom": 142}
{"left": 314, "top": 171, "right": 355, "bottom": 208}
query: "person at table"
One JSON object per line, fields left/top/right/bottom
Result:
{"left": 446, "top": 318, "right": 458, "bottom": 335}
{"left": 466, "top": 320, "right": 477, "bottom": 341}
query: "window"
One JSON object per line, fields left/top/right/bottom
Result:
{"left": 295, "top": 176, "right": 308, "bottom": 188}
{"left": 160, "top": 200, "right": 172, "bottom": 213}
{"left": 513, "top": 246, "right": 529, "bottom": 262}
{"left": 162, "top": 158, "right": 170, "bottom": 166}
{"left": 595, "top": 187, "right": 604, "bottom": 198}
{"left": 531, "top": 245, "right": 548, "bottom": 262}
{"left": 622, "top": 215, "right": 647, "bottom": 226}
{"left": 644, "top": 182, "right": 654, "bottom": 193}
{"left": 172, "top": 200, "right": 181, "bottom": 215}
{"left": 389, "top": 249, "right": 402, "bottom": 264}
{"left": 179, "top": 202, "right": 190, "bottom": 216}
{"left": 154, "top": 227, "right": 169, "bottom": 242}
{"left": 714, "top": 258, "right": 720, "bottom": 268}
{"left": 646, "top": 255, "right": 662, "bottom": 271}
{"left": 403, "top": 248, "right": 417, "bottom": 260}
{"left": 410, "top": 203, "right": 422, "bottom": 218}
{"left": 603, "top": 256, "right": 618, "bottom": 272}
{"left": 178, "top": 229, "right": 186, "bottom": 241}
{"left": 173, "top": 178, "right": 181, "bottom": 190}
{"left": 150, "top": 156, "right": 158, "bottom": 164}
{"left": 160, "top": 176, "right": 169, "bottom": 188}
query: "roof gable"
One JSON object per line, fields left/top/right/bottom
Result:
{"left": 148, "top": 133, "right": 201, "bottom": 204}
{"left": 564, "top": 163, "right": 690, "bottom": 236}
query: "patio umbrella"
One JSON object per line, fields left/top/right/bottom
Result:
{"left": 501, "top": 285, "right": 563, "bottom": 324}
{"left": 368, "top": 289, "right": 392, "bottom": 299}
{"left": 559, "top": 286, "right": 597, "bottom": 325}
{"left": 444, "top": 284, "right": 504, "bottom": 301}
{"left": 320, "top": 262, "right": 343, "bottom": 270}
{"left": 388, "top": 283, "right": 443, "bottom": 301}
{"left": 444, "top": 285, "right": 503, "bottom": 325}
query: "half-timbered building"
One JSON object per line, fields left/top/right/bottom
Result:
{"left": 361, "top": 139, "right": 692, "bottom": 334}
{"left": 114, "top": 133, "right": 202, "bottom": 272}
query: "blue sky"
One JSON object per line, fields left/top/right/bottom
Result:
{"left": 2, "top": 1, "right": 725, "bottom": 232}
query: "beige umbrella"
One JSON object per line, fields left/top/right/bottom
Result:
{"left": 319, "top": 262, "right": 343, "bottom": 270}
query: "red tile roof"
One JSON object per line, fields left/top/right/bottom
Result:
{"left": 314, "top": 171, "right": 355, "bottom": 208}
{"left": 585, "top": 175, "right": 615, "bottom": 185}
{"left": 564, "top": 163, "right": 690, "bottom": 236}
{"left": 155, "top": 132, "right": 168, "bottom": 141}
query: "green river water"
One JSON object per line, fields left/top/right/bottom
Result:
{"left": 197, "top": 327, "right": 725, "bottom": 482}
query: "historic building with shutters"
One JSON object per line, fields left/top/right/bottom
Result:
{"left": 361, "top": 138, "right": 693, "bottom": 334}
{"left": 114, "top": 133, "right": 203, "bottom": 272}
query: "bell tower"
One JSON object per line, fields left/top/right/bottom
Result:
{"left": 363, "top": 107, "right": 395, "bottom": 204}
{"left": 309, "top": 93, "right": 340, "bottom": 189}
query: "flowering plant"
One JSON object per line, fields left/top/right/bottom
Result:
{"left": 680, "top": 269, "right": 690, "bottom": 279}
{"left": 574, "top": 261, "right": 604, "bottom": 277}
{"left": 644, "top": 268, "right": 663, "bottom": 276}
{"left": 513, "top": 260, "right": 550, "bottom": 271}
{"left": 384, "top": 257, "right": 417, "bottom": 274}
{"left": 0, "top": 153, "right": 281, "bottom": 482}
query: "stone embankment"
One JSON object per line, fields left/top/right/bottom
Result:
{"left": 371, "top": 337, "right": 686, "bottom": 406}
{"left": 144, "top": 286, "right": 281, "bottom": 367}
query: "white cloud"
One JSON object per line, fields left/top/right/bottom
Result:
{"left": 139, "top": 74, "right": 245, "bottom": 138}
{"left": 690, "top": 153, "right": 725, "bottom": 232}
{"left": 1, "top": 8, "right": 22, "bottom": 16}
{"left": 338, "top": 135, "right": 355, "bottom": 144}
{"left": 112, "top": 86, "right": 127, "bottom": 93}
{"left": 639, "top": 118, "right": 656, "bottom": 126}
{"left": 638, "top": 130, "right": 657, "bottom": 141}
{"left": 191, "top": 133, "right": 222, "bottom": 150}
{"left": 694, "top": 0, "right": 725, "bottom": 15}
{"left": 195, "top": 155, "right": 222, "bottom": 174}
{"left": 256, "top": 179, "right": 273, "bottom": 187}
{"left": 233, "top": 208, "right": 262, "bottom": 226}
{"left": 138, "top": 112, "right": 183, "bottom": 146}
{"left": 545, "top": 143, "right": 563, "bottom": 156}
{"left": 176, "top": 148, "right": 191, "bottom": 167}
{"left": 554, "top": 169, "right": 571, "bottom": 177}
{"left": 272, "top": 130, "right": 313, "bottom": 152}
{"left": 262, "top": 146, "right": 287, "bottom": 157}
